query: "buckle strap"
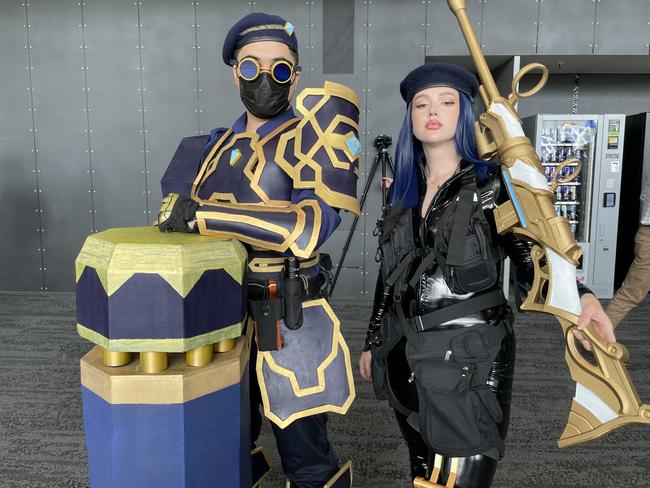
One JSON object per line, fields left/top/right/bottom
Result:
{"left": 415, "top": 289, "right": 506, "bottom": 333}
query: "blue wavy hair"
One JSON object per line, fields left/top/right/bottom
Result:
{"left": 389, "top": 92, "right": 496, "bottom": 209}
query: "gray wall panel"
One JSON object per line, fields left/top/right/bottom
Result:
{"left": 594, "top": 0, "right": 650, "bottom": 54}
{"left": 196, "top": 1, "right": 252, "bottom": 134}
{"left": 0, "top": 3, "right": 43, "bottom": 291}
{"left": 140, "top": 1, "right": 198, "bottom": 218}
{"left": 537, "top": 0, "right": 596, "bottom": 54}
{"left": 84, "top": 1, "right": 147, "bottom": 231}
{"left": 329, "top": 265, "right": 365, "bottom": 299}
{"left": 518, "top": 74, "right": 650, "bottom": 117}
{"left": 3, "top": 0, "right": 650, "bottom": 292}
{"left": 426, "top": 0, "right": 483, "bottom": 56}
{"left": 363, "top": 0, "right": 425, "bottom": 294}
{"left": 29, "top": 0, "right": 91, "bottom": 291}
{"left": 321, "top": 229, "right": 365, "bottom": 270}
{"left": 482, "top": 0, "right": 538, "bottom": 55}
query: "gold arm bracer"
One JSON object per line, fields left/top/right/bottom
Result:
{"left": 195, "top": 199, "right": 321, "bottom": 259}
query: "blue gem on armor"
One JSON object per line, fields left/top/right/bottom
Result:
{"left": 284, "top": 22, "right": 294, "bottom": 36}
{"left": 230, "top": 148, "right": 241, "bottom": 163}
{"left": 346, "top": 135, "right": 362, "bottom": 156}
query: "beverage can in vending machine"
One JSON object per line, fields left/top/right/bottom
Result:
{"left": 568, "top": 186, "right": 577, "bottom": 201}
{"left": 554, "top": 204, "right": 562, "bottom": 216}
{"left": 568, "top": 204, "right": 577, "bottom": 221}
{"left": 555, "top": 186, "right": 563, "bottom": 201}
{"left": 569, "top": 222, "right": 578, "bottom": 237}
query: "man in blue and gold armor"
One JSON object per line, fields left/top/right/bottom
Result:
{"left": 157, "top": 12, "right": 359, "bottom": 488}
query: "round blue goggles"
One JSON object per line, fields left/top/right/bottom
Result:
{"left": 236, "top": 57, "right": 295, "bottom": 84}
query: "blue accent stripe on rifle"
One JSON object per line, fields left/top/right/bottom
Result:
{"left": 502, "top": 170, "right": 528, "bottom": 228}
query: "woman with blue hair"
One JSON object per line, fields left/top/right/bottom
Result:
{"left": 358, "top": 63, "right": 614, "bottom": 487}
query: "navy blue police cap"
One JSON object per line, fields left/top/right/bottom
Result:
{"left": 400, "top": 63, "right": 479, "bottom": 103}
{"left": 222, "top": 12, "right": 298, "bottom": 66}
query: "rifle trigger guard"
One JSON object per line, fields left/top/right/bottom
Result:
{"left": 510, "top": 63, "right": 549, "bottom": 104}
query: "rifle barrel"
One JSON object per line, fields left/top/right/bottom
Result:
{"left": 447, "top": 0, "right": 500, "bottom": 103}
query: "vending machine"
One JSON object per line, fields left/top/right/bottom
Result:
{"left": 522, "top": 114, "right": 626, "bottom": 298}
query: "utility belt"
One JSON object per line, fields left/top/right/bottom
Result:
{"left": 413, "top": 289, "right": 506, "bottom": 332}
{"left": 248, "top": 254, "right": 333, "bottom": 352}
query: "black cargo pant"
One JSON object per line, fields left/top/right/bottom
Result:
{"left": 387, "top": 318, "right": 516, "bottom": 488}
{"left": 249, "top": 338, "right": 340, "bottom": 488}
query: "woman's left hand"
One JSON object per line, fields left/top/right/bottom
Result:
{"left": 573, "top": 293, "right": 616, "bottom": 351}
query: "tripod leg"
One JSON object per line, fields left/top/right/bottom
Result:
{"left": 329, "top": 152, "right": 382, "bottom": 295}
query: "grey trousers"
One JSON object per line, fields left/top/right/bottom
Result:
{"left": 607, "top": 225, "right": 650, "bottom": 327}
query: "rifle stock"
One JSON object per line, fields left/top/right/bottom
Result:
{"left": 446, "top": 0, "right": 650, "bottom": 449}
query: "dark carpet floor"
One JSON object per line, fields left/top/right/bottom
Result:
{"left": 0, "top": 292, "right": 649, "bottom": 488}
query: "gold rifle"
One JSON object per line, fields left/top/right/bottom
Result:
{"left": 444, "top": 0, "right": 650, "bottom": 450}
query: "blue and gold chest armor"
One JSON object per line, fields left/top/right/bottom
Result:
{"left": 192, "top": 118, "right": 300, "bottom": 206}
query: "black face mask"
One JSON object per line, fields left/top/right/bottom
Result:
{"left": 239, "top": 73, "right": 291, "bottom": 120}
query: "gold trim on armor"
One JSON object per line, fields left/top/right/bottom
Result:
{"left": 288, "top": 200, "right": 322, "bottom": 258}
{"left": 191, "top": 129, "right": 233, "bottom": 200}
{"left": 274, "top": 82, "right": 362, "bottom": 216}
{"left": 80, "top": 336, "right": 248, "bottom": 405}
{"left": 248, "top": 252, "right": 319, "bottom": 274}
{"left": 195, "top": 200, "right": 320, "bottom": 258}
{"left": 324, "top": 460, "right": 352, "bottom": 488}
{"left": 250, "top": 118, "right": 301, "bottom": 205}
{"left": 256, "top": 299, "right": 356, "bottom": 429}
{"left": 77, "top": 322, "right": 243, "bottom": 353}
{"left": 193, "top": 132, "right": 259, "bottom": 204}
{"left": 192, "top": 119, "right": 301, "bottom": 207}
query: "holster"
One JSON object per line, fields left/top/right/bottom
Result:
{"left": 249, "top": 296, "right": 283, "bottom": 352}
{"left": 249, "top": 271, "right": 326, "bottom": 351}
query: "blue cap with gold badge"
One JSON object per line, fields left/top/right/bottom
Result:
{"left": 399, "top": 63, "right": 479, "bottom": 103}
{"left": 222, "top": 12, "right": 298, "bottom": 66}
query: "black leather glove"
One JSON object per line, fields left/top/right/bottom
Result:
{"left": 157, "top": 193, "right": 199, "bottom": 233}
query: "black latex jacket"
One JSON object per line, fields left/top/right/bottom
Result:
{"left": 365, "top": 159, "right": 591, "bottom": 349}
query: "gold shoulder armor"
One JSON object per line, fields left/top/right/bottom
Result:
{"left": 276, "top": 81, "right": 361, "bottom": 216}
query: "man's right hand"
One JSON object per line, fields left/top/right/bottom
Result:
{"left": 359, "top": 350, "right": 372, "bottom": 381}
{"left": 157, "top": 193, "right": 199, "bottom": 233}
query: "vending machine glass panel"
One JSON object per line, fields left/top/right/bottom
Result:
{"left": 538, "top": 118, "right": 598, "bottom": 244}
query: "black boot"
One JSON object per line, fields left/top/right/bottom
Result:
{"left": 394, "top": 410, "right": 434, "bottom": 481}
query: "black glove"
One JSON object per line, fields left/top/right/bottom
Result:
{"left": 157, "top": 193, "right": 199, "bottom": 233}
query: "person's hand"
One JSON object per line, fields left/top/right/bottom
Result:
{"left": 157, "top": 193, "right": 199, "bottom": 233}
{"left": 359, "top": 350, "right": 373, "bottom": 381}
{"left": 381, "top": 177, "right": 393, "bottom": 189}
{"left": 573, "top": 293, "right": 616, "bottom": 351}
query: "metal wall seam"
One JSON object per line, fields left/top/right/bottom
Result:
{"left": 361, "top": 0, "right": 370, "bottom": 294}
{"left": 590, "top": 0, "right": 599, "bottom": 53}
{"left": 135, "top": 1, "right": 150, "bottom": 223}
{"left": 423, "top": 0, "right": 430, "bottom": 55}
{"left": 192, "top": 2, "right": 202, "bottom": 135}
{"left": 478, "top": 0, "right": 480, "bottom": 49}
{"left": 534, "top": 0, "right": 542, "bottom": 53}
{"left": 79, "top": 1, "right": 96, "bottom": 233}
{"left": 23, "top": 1, "right": 46, "bottom": 291}
{"left": 306, "top": 0, "right": 315, "bottom": 85}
